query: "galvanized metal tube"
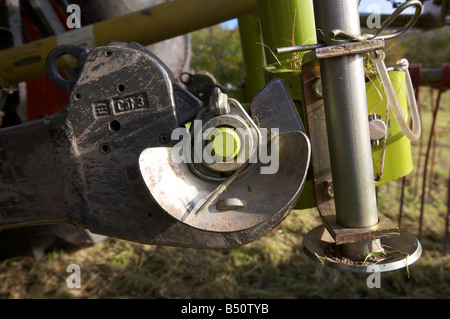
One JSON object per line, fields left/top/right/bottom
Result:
{"left": 0, "top": 0, "right": 257, "bottom": 88}
{"left": 313, "top": 0, "right": 378, "bottom": 228}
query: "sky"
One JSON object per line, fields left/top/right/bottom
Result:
{"left": 220, "top": 0, "right": 416, "bottom": 30}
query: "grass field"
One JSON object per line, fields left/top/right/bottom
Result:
{"left": 0, "top": 88, "right": 448, "bottom": 300}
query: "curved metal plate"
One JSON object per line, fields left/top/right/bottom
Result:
{"left": 139, "top": 131, "right": 310, "bottom": 232}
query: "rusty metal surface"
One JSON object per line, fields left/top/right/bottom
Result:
{"left": 314, "top": 38, "right": 385, "bottom": 59}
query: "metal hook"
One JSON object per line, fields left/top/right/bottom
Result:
{"left": 331, "top": 0, "right": 423, "bottom": 41}
{"left": 45, "top": 44, "right": 90, "bottom": 93}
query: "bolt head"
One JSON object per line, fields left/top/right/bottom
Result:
{"left": 369, "top": 114, "right": 387, "bottom": 143}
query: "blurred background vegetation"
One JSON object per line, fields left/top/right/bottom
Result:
{"left": 190, "top": 25, "right": 246, "bottom": 87}
{"left": 402, "top": 27, "right": 450, "bottom": 67}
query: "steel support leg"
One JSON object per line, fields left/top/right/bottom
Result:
{"left": 313, "top": 0, "right": 379, "bottom": 258}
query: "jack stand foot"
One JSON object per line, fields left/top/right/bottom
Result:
{"left": 338, "top": 238, "right": 383, "bottom": 261}
{"left": 303, "top": 225, "right": 422, "bottom": 273}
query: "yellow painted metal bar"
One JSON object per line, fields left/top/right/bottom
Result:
{"left": 0, "top": 0, "right": 257, "bottom": 88}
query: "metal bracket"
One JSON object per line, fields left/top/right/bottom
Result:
{"left": 313, "top": 38, "right": 384, "bottom": 59}
{"left": 277, "top": 38, "right": 385, "bottom": 59}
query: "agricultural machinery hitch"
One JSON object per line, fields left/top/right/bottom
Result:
{"left": 0, "top": 42, "right": 311, "bottom": 248}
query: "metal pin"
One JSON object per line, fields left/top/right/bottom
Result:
{"left": 275, "top": 43, "right": 325, "bottom": 54}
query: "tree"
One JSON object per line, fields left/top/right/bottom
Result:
{"left": 190, "top": 25, "right": 245, "bottom": 87}
{"left": 401, "top": 27, "right": 450, "bottom": 68}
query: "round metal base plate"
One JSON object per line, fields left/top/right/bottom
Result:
{"left": 303, "top": 225, "right": 422, "bottom": 273}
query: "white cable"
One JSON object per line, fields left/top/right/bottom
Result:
{"left": 370, "top": 50, "right": 421, "bottom": 141}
